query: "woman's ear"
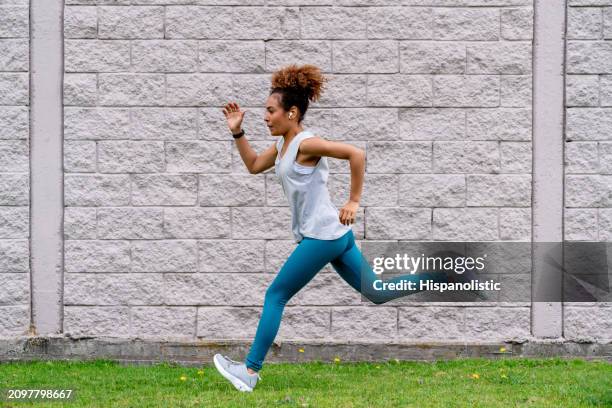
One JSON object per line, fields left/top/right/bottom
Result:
{"left": 289, "top": 107, "right": 299, "bottom": 120}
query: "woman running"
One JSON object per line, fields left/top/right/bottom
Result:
{"left": 212, "top": 64, "right": 464, "bottom": 392}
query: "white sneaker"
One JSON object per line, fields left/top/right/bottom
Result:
{"left": 213, "top": 354, "right": 261, "bottom": 392}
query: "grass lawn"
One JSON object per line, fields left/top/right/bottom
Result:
{"left": 0, "top": 357, "right": 610, "bottom": 407}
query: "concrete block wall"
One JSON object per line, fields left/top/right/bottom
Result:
{"left": 0, "top": 0, "right": 30, "bottom": 336}
{"left": 60, "top": 0, "right": 534, "bottom": 343}
{"left": 1, "top": 1, "right": 609, "bottom": 348}
{"left": 564, "top": 0, "right": 612, "bottom": 343}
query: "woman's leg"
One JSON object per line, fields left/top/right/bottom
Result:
{"left": 330, "top": 232, "right": 448, "bottom": 304}
{"left": 245, "top": 234, "right": 349, "bottom": 372}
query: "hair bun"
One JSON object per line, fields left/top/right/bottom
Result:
{"left": 270, "top": 64, "right": 327, "bottom": 102}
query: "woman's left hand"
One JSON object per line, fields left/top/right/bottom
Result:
{"left": 339, "top": 200, "right": 359, "bottom": 225}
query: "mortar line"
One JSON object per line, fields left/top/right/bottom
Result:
{"left": 560, "top": 0, "right": 569, "bottom": 338}
{"left": 28, "top": 0, "right": 33, "bottom": 336}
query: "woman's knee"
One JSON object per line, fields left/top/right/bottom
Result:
{"left": 362, "top": 290, "right": 388, "bottom": 305}
{"left": 264, "top": 283, "right": 289, "bottom": 305}
{"left": 370, "top": 297, "right": 388, "bottom": 305}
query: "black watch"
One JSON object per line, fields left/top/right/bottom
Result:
{"left": 232, "top": 129, "right": 245, "bottom": 139}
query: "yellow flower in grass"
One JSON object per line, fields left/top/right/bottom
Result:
{"left": 197, "top": 370, "right": 204, "bottom": 376}
{"left": 180, "top": 375, "right": 188, "bottom": 381}
{"left": 298, "top": 348, "right": 305, "bottom": 353}
{"left": 333, "top": 357, "right": 341, "bottom": 363}
{"left": 470, "top": 373, "right": 480, "bottom": 380}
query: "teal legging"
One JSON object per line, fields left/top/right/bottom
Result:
{"left": 245, "top": 229, "right": 448, "bottom": 372}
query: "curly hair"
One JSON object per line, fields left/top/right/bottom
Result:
{"left": 270, "top": 64, "right": 327, "bottom": 123}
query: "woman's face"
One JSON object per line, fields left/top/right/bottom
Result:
{"left": 264, "top": 94, "right": 296, "bottom": 136}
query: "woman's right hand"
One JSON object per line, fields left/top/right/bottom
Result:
{"left": 222, "top": 102, "right": 246, "bottom": 134}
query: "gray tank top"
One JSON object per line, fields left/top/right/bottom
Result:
{"left": 275, "top": 130, "right": 352, "bottom": 243}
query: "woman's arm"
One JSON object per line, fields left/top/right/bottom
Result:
{"left": 222, "top": 101, "right": 277, "bottom": 174}
{"left": 299, "top": 137, "right": 366, "bottom": 225}
{"left": 235, "top": 138, "right": 277, "bottom": 174}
